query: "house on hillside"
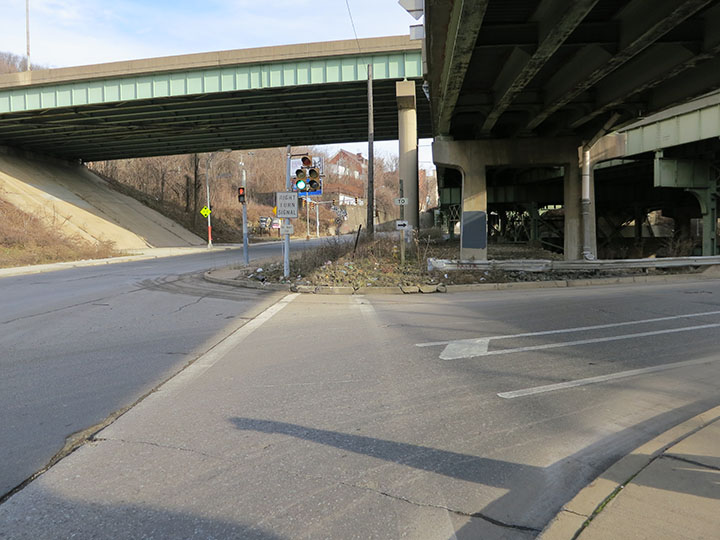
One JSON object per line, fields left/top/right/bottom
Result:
{"left": 326, "top": 149, "right": 368, "bottom": 181}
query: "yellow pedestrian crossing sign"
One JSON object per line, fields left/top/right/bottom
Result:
{"left": 200, "top": 206, "right": 211, "bottom": 218}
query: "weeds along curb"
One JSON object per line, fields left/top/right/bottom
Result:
{"left": 204, "top": 268, "right": 717, "bottom": 294}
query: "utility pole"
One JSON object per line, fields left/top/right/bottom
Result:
{"left": 25, "top": 0, "right": 31, "bottom": 71}
{"left": 366, "top": 63, "right": 374, "bottom": 236}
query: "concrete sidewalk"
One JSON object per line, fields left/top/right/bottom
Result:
{"left": 540, "top": 405, "right": 720, "bottom": 540}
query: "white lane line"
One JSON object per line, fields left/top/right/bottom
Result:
{"left": 415, "top": 309, "right": 720, "bottom": 349}
{"left": 155, "top": 293, "right": 299, "bottom": 397}
{"left": 440, "top": 321, "right": 720, "bottom": 360}
{"left": 497, "top": 357, "right": 720, "bottom": 399}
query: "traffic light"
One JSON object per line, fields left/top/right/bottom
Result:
{"left": 238, "top": 186, "right": 246, "bottom": 203}
{"left": 294, "top": 155, "right": 321, "bottom": 192}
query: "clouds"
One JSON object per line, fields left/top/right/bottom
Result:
{"left": 0, "top": 0, "right": 417, "bottom": 68}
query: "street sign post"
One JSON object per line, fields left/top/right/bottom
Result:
{"left": 276, "top": 192, "right": 298, "bottom": 218}
{"left": 280, "top": 222, "right": 294, "bottom": 236}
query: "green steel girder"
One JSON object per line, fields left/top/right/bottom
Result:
{"left": 0, "top": 52, "right": 421, "bottom": 114}
{"left": 0, "top": 38, "right": 428, "bottom": 160}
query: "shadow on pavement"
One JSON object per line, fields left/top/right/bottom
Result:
{"left": 0, "top": 487, "right": 285, "bottom": 540}
{"left": 230, "top": 399, "right": 719, "bottom": 538}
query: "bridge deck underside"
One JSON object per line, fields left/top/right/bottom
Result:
{"left": 0, "top": 80, "right": 431, "bottom": 162}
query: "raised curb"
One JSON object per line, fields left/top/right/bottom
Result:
{"left": 539, "top": 404, "right": 720, "bottom": 539}
{"left": 204, "top": 265, "right": 720, "bottom": 295}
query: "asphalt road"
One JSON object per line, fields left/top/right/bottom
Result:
{"left": 0, "top": 238, "right": 327, "bottom": 499}
{"left": 2, "top": 254, "right": 720, "bottom": 538}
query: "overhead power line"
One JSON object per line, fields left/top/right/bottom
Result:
{"left": 344, "top": 0, "right": 362, "bottom": 53}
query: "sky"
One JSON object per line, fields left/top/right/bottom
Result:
{"left": 1, "top": 0, "right": 433, "bottom": 166}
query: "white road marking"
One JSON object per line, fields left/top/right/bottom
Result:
{"left": 353, "top": 295, "right": 376, "bottom": 317}
{"left": 413, "top": 309, "right": 720, "bottom": 360}
{"left": 441, "top": 321, "right": 720, "bottom": 360}
{"left": 155, "top": 293, "right": 299, "bottom": 397}
{"left": 497, "top": 357, "right": 720, "bottom": 399}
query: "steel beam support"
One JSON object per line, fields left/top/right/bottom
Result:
{"left": 480, "top": 0, "right": 599, "bottom": 135}
{"left": 435, "top": 0, "right": 489, "bottom": 135}
{"left": 526, "top": 0, "right": 714, "bottom": 132}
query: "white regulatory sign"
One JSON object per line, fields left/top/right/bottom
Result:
{"left": 276, "top": 192, "right": 298, "bottom": 218}
{"left": 280, "top": 221, "right": 294, "bottom": 236}
{"left": 394, "top": 197, "right": 408, "bottom": 206}
{"left": 396, "top": 220, "right": 409, "bottom": 230}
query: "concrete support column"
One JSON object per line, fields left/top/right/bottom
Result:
{"left": 460, "top": 164, "right": 488, "bottom": 260}
{"left": 564, "top": 162, "right": 582, "bottom": 260}
{"left": 434, "top": 136, "right": 580, "bottom": 261}
{"left": 689, "top": 185, "right": 718, "bottom": 256}
{"left": 702, "top": 195, "right": 717, "bottom": 256}
{"left": 396, "top": 81, "right": 419, "bottom": 229}
{"left": 433, "top": 139, "right": 488, "bottom": 260}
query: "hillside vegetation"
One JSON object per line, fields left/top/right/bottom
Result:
{"left": 0, "top": 197, "right": 117, "bottom": 268}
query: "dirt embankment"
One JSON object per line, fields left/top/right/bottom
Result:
{"left": 0, "top": 148, "right": 204, "bottom": 251}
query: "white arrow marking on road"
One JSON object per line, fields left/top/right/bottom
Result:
{"left": 439, "top": 322, "right": 720, "bottom": 360}
{"left": 439, "top": 338, "right": 490, "bottom": 360}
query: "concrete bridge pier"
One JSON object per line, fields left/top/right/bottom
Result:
{"left": 433, "top": 137, "right": 584, "bottom": 260}
{"left": 687, "top": 183, "right": 718, "bottom": 256}
{"left": 396, "top": 80, "right": 419, "bottom": 230}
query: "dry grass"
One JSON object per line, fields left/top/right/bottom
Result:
{"left": 0, "top": 198, "right": 119, "bottom": 268}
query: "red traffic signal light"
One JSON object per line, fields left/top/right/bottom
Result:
{"left": 238, "top": 187, "right": 246, "bottom": 203}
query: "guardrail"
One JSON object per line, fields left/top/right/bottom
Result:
{"left": 428, "top": 256, "right": 720, "bottom": 273}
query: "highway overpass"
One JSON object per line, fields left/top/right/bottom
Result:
{"left": 0, "top": 36, "right": 431, "bottom": 161}
{"left": 425, "top": 0, "right": 720, "bottom": 259}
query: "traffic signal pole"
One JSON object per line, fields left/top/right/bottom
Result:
{"left": 306, "top": 195, "right": 310, "bottom": 240}
{"left": 283, "top": 145, "right": 291, "bottom": 278}
{"left": 241, "top": 168, "right": 249, "bottom": 266}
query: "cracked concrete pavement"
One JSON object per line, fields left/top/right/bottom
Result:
{"left": 2, "top": 283, "right": 720, "bottom": 539}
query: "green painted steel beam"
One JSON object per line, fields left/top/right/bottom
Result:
{"left": 622, "top": 93, "right": 720, "bottom": 155}
{"left": 0, "top": 52, "right": 421, "bottom": 115}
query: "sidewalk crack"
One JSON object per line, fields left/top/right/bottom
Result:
{"left": 92, "top": 436, "right": 217, "bottom": 459}
{"left": 339, "top": 481, "right": 540, "bottom": 533}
